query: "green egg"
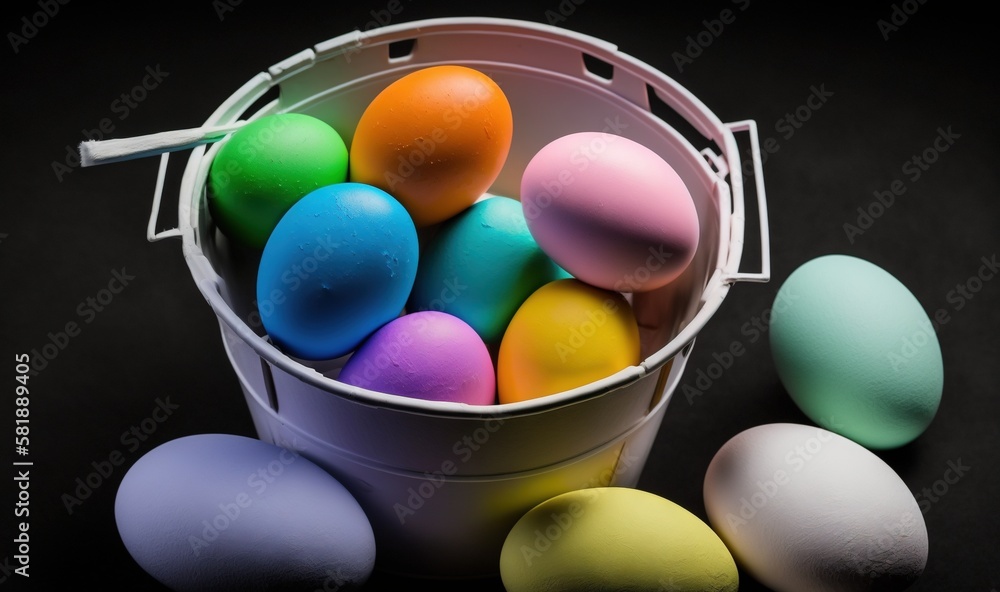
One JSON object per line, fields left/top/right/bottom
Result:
{"left": 207, "top": 113, "right": 349, "bottom": 250}
{"left": 769, "top": 254, "right": 944, "bottom": 449}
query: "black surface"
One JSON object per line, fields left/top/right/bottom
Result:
{"left": 2, "top": 2, "right": 998, "bottom": 590}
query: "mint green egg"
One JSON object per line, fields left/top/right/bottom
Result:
{"left": 769, "top": 254, "right": 943, "bottom": 449}
{"left": 407, "top": 195, "right": 570, "bottom": 345}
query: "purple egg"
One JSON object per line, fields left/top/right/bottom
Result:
{"left": 339, "top": 311, "right": 496, "bottom": 405}
{"left": 114, "top": 434, "right": 376, "bottom": 591}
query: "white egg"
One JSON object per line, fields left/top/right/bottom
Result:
{"left": 703, "top": 423, "right": 928, "bottom": 592}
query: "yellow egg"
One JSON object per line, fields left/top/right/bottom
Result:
{"left": 497, "top": 279, "right": 639, "bottom": 404}
{"left": 500, "top": 487, "right": 739, "bottom": 592}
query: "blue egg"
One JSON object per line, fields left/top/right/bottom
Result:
{"left": 256, "top": 182, "right": 418, "bottom": 360}
{"left": 407, "top": 195, "right": 569, "bottom": 344}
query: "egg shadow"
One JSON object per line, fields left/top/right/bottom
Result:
{"left": 362, "top": 570, "right": 507, "bottom": 591}
{"left": 767, "top": 379, "right": 926, "bottom": 476}
{"left": 733, "top": 566, "right": 777, "bottom": 592}
{"left": 867, "top": 434, "right": 925, "bottom": 477}
{"left": 743, "top": 378, "right": 817, "bottom": 427}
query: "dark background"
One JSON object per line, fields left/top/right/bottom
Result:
{"left": 2, "top": 1, "right": 997, "bottom": 590}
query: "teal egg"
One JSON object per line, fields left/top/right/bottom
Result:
{"left": 407, "top": 196, "right": 569, "bottom": 344}
{"left": 769, "top": 254, "right": 943, "bottom": 449}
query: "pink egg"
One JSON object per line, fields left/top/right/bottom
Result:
{"left": 520, "top": 132, "right": 700, "bottom": 292}
{"left": 338, "top": 311, "right": 496, "bottom": 405}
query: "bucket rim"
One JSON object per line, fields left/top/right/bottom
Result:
{"left": 243, "top": 341, "right": 692, "bottom": 479}
{"left": 178, "top": 15, "right": 752, "bottom": 419}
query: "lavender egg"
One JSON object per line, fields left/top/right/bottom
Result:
{"left": 338, "top": 310, "right": 496, "bottom": 405}
{"left": 114, "top": 433, "right": 376, "bottom": 591}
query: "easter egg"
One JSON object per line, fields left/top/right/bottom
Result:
{"left": 256, "top": 182, "right": 418, "bottom": 360}
{"left": 348, "top": 65, "right": 514, "bottom": 226}
{"left": 703, "top": 423, "right": 929, "bottom": 592}
{"left": 500, "top": 487, "right": 739, "bottom": 592}
{"left": 338, "top": 310, "right": 496, "bottom": 405}
{"left": 114, "top": 433, "right": 376, "bottom": 592}
{"left": 768, "top": 254, "right": 944, "bottom": 449}
{"left": 208, "top": 113, "right": 349, "bottom": 250}
{"left": 520, "top": 131, "right": 699, "bottom": 292}
{"left": 497, "top": 278, "right": 640, "bottom": 404}
{"left": 407, "top": 195, "right": 570, "bottom": 344}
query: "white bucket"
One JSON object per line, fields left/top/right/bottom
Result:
{"left": 143, "top": 16, "right": 768, "bottom": 579}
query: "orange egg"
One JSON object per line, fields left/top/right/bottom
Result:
{"left": 349, "top": 65, "right": 514, "bottom": 227}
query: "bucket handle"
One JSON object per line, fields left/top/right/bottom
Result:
{"left": 147, "top": 153, "right": 182, "bottom": 242}
{"left": 79, "top": 123, "right": 247, "bottom": 242}
{"left": 722, "top": 119, "right": 770, "bottom": 284}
